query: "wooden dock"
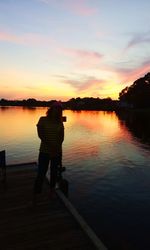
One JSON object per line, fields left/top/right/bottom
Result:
{"left": 0, "top": 163, "right": 107, "bottom": 250}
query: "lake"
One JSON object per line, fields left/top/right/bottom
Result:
{"left": 1, "top": 106, "right": 150, "bottom": 250}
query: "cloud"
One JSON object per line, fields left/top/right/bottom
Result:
{"left": 0, "top": 30, "right": 54, "bottom": 47}
{"left": 37, "top": 0, "right": 50, "bottom": 3}
{"left": 125, "top": 31, "right": 150, "bottom": 50}
{"left": 116, "top": 59, "right": 150, "bottom": 85}
{"left": 37, "top": 0, "right": 97, "bottom": 16}
{"left": 62, "top": 48, "right": 103, "bottom": 59}
{"left": 60, "top": 47, "right": 103, "bottom": 69}
{"left": 64, "top": 0, "right": 97, "bottom": 16}
{"left": 63, "top": 76, "right": 105, "bottom": 93}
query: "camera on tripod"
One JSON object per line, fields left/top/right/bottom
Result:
{"left": 62, "top": 116, "right": 67, "bottom": 122}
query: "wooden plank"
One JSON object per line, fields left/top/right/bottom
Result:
{"left": 0, "top": 165, "right": 98, "bottom": 250}
{"left": 7, "top": 161, "right": 37, "bottom": 168}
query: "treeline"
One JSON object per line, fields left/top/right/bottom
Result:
{"left": 119, "top": 72, "right": 150, "bottom": 108}
{"left": 0, "top": 98, "right": 55, "bottom": 107}
{"left": 1, "top": 72, "right": 150, "bottom": 110}
{"left": 0, "top": 97, "right": 118, "bottom": 110}
{"left": 64, "top": 97, "right": 117, "bottom": 110}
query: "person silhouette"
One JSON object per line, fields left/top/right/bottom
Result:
{"left": 33, "top": 101, "right": 64, "bottom": 203}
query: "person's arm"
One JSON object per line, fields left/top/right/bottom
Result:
{"left": 59, "top": 123, "right": 64, "bottom": 144}
{"left": 37, "top": 117, "right": 46, "bottom": 141}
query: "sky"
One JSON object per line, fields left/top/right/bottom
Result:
{"left": 0, "top": 0, "right": 150, "bottom": 101}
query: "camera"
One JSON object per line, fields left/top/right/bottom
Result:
{"left": 62, "top": 116, "right": 67, "bottom": 122}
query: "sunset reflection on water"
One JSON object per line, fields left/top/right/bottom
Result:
{"left": 63, "top": 110, "right": 132, "bottom": 165}
{"left": 0, "top": 107, "right": 133, "bottom": 165}
{"left": 1, "top": 107, "right": 150, "bottom": 249}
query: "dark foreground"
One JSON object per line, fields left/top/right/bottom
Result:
{"left": 0, "top": 164, "right": 106, "bottom": 250}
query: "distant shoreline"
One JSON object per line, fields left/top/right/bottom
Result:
{"left": 0, "top": 97, "right": 118, "bottom": 111}
{"left": 1, "top": 98, "right": 150, "bottom": 113}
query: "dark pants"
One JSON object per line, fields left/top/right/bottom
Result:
{"left": 34, "top": 152, "right": 61, "bottom": 194}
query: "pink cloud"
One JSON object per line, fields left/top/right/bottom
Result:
{"left": 0, "top": 31, "right": 53, "bottom": 46}
{"left": 64, "top": 76, "right": 105, "bottom": 93}
{"left": 60, "top": 47, "right": 103, "bottom": 69}
{"left": 65, "top": 0, "right": 97, "bottom": 16}
{"left": 63, "top": 48, "right": 103, "bottom": 59}
{"left": 116, "top": 59, "right": 150, "bottom": 85}
{"left": 78, "top": 78, "right": 105, "bottom": 91}
{"left": 38, "top": 0, "right": 97, "bottom": 16}
{"left": 128, "top": 61, "right": 150, "bottom": 82}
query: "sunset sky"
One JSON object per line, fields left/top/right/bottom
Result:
{"left": 0, "top": 0, "right": 150, "bottom": 101}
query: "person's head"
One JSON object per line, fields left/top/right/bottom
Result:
{"left": 46, "top": 101, "right": 63, "bottom": 122}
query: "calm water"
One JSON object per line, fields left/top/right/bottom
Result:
{"left": 1, "top": 106, "right": 150, "bottom": 250}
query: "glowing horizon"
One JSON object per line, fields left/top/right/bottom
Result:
{"left": 0, "top": 0, "right": 150, "bottom": 101}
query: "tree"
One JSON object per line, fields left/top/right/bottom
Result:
{"left": 119, "top": 72, "right": 150, "bottom": 108}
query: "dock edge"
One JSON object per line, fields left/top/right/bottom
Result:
{"left": 56, "top": 189, "right": 107, "bottom": 250}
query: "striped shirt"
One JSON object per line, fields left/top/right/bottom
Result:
{"left": 37, "top": 116, "right": 64, "bottom": 156}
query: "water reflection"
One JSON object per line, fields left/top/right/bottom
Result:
{"left": 64, "top": 110, "right": 131, "bottom": 161}
{"left": 0, "top": 107, "right": 47, "bottom": 164}
{"left": 1, "top": 107, "right": 150, "bottom": 166}
{"left": 116, "top": 110, "right": 150, "bottom": 146}
{"left": 1, "top": 107, "right": 150, "bottom": 249}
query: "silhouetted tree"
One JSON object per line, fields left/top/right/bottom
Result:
{"left": 119, "top": 72, "right": 150, "bottom": 108}
{"left": 65, "top": 97, "right": 115, "bottom": 110}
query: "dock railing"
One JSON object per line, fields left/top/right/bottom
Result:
{"left": 0, "top": 155, "right": 108, "bottom": 250}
